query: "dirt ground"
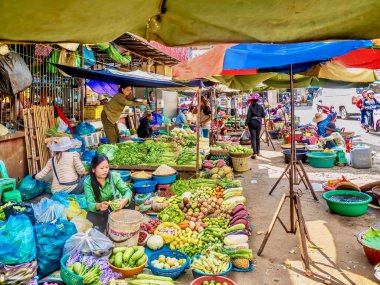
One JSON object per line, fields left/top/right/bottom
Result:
{"left": 177, "top": 140, "right": 380, "bottom": 285}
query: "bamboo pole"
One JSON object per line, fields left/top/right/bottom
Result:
{"left": 195, "top": 88, "right": 201, "bottom": 177}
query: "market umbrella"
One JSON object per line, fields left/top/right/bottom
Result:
{"left": 333, "top": 48, "right": 380, "bottom": 69}
{"left": 2, "top": 1, "right": 380, "bottom": 45}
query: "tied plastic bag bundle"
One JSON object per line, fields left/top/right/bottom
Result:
{"left": 70, "top": 216, "right": 93, "bottom": 233}
{"left": 50, "top": 192, "right": 88, "bottom": 210}
{"left": 0, "top": 215, "right": 36, "bottom": 265}
{"left": 0, "top": 260, "right": 38, "bottom": 285}
{"left": 34, "top": 219, "right": 77, "bottom": 277}
{"left": 3, "top": 203, "right": 36, "bottom": 225}
{"left": 0, "top": 51, "right": 32, "bottom": 95}
{"left": 18, "top": 175, "right": 41, "bottom": 200}
{"left": 65, "top": 201, "right": 87, "bottom": 221}
{"left": 63, "top": 228, "right": 113, "bottom": 258}
{"left": 32, "top": 198, "right": 67, "bottom": 224}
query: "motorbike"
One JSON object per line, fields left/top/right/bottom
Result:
{"left": 365, "top": 108, "right": 380, "bottom": 132}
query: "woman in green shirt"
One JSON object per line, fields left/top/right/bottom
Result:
{"left": 84, "top": 154, "right": 133, "bottom": 231}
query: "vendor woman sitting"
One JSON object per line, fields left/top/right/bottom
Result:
{"left": 319, "top": 123, "right": 345, "bottom": 150}
{"left": 84, "top": 154, "right": 133, "bottom": 232}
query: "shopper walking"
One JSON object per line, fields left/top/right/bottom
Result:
{"left": 356, "top": 89, "right": 368, "bottom": 129}
{"left": 200, "top": 96, "right": 212, "bottom": 138}
{"left": 245, "top": 94, "right": 266, "bottom": 159}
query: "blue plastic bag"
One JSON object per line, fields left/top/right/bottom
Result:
{"left": 72, "top": 134, "right": 86, "bottom": 152}
{"left": 50, "top": 192, "right": 88, "bottom": 210}
{"left": 0, "top": 214, "right": 36, "bottom": 265}
{"left": 18, "top": 176, "right": 51, "bottom": 200}
{"left": 34, "top": 219, "right": 77, "bottom": 277}
{"left": 74, "top": 122, "right": 95, "bottom": 136}
{"left": 152, "top": 113, "right": 163, "bottom": 125}
{"left": 81, "top": 150, "right": 97, "bottom": 163}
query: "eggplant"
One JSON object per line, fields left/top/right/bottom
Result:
{"left": 224, "top": 229, "right": 249, "bottom": 237}
{"left": 233, "top": 209, "right": 249, "bottom": 217}
{"left": 232, "top": 204, "right": 246, "bottom": 215}
{"left": 230, "top": 214, "right": 249, "bottom": 224}
{"left": 231, "top": 218, "right": 249, "bottom": 227}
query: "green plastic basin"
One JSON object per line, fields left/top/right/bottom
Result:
{"left": 322, "top": 190, "right": 373, "bottom": 217}
{"left": 307, "top": 152, "right": 336, "bottom": 168}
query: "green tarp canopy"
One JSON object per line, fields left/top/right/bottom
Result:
{"left": 1, "top": 0, "right": 380, "bottom": 45}
{"left": 215, "top": 73, "right": 371, "bottom": 91}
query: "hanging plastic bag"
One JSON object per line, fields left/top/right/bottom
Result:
{"left": 34, "top": 219, "right": 77, "bottom": 277}
{"left": 0, "top": 260, "right": 38, "bottom": 285}
{"left": 0, "top": 215, "right": 36, "bottom": 265}
{"left": 63, "top": 228, "right": 113, "bottom": 258}
{"left": 74, "top": 122, "right": 96, "bottom": 136}
{"left": 70, "top": 216, "right": 93, "bottom": 233}
{"left": 50, "top": 192, "right": 88, "bottom": 210}
{"left": 240, "top": 130, "right": 251, "bottom": 141}
{"left": 65, "top": 201, "right": 87, "bottom": 220}
{"left": 32, "top": 198, "right": 67, "bottom": 224}
{"left": 0, "top": 51, "right": 33, "bottom": 95}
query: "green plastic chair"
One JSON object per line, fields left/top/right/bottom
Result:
{"left": 0, "top": 160, "right": 17, "bottom": 202}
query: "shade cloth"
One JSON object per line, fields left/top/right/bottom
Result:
{"left": 303, "top": 61, "right": 379, "bottom": 82}
{"left": 173, "top": 41, "right": 372, "bottom": 80}
{"left": 1, "top": 1, "right": 380, "bottom": 45}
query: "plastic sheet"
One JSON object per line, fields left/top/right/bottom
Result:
{"left": 0, "top": 215, "right": 36, "bottom": 265}
{"left": 34, "top": 219, "right": 77, "bottom": 277}
{"left": 63, "top": 228, "right": 113, "bottom": 257}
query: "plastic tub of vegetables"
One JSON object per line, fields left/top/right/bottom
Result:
{"left": 148, "top": 250, "right": 189, "bottom": 279}
{"left": 133, "top": 181, "right": 157, "bottom": 194}
{"left": 152, "top": 165, "right": 178, "bottom": 184}
{"left": 131, "top": 171, "right": 152, "bottom": 183}
{"left": 191, "top": 251, "right": 232, "bottom": 278}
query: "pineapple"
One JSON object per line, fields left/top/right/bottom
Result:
{"left": 232, "top": 258, "right": 250, "bottom": 269}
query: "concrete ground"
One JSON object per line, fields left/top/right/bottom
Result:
{"left": 178, "top": 107, "right": 380, "bottom": 284}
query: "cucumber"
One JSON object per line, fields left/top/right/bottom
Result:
{"left": 109, "top": 256, "right": 115, "bottom": 265}
{"left": 122, "top": 247, "right": 135, "bottom": 263}
{"left": 131, "top": 247, "right": 145, "bottom": 261}
{"left": 128, "top": 258, "right": 136, "bottom": 266}
{"left": 114, "top": 252, "right": 123, "bottom": 268}
{"left": 136, "top": 254, "right": 147, "bottom": 266}
{"left": 113, "top": 247, "right": 128, "bottom": 254}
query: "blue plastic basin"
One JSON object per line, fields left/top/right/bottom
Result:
{"left": 152, "top": 172, "right": 178, "bottom": 184}
{"left": 114, "top": 170, "right": 131, "bottom": 182}
{"left": 133, "top": 180, "right": 157, "bottom": 194}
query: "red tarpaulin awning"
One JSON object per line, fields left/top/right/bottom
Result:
{"left": 333, "top": 48, "right": 380, "bottom": 69}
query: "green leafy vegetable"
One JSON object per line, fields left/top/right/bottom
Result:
{"left": 362, "top": 227, "right": 380, "bottom": 250}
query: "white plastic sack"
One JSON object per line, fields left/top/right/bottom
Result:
{"left": 70, "top": 216, "right": 93, "bottom": 233}
{"left": 63, "top": 228, "right": 113, "bottom": 257}
{"left": 32, "top": 198, "right": 67, "bottom": 224}
{"left": 240, "top": 130, "right": 251, "bottom": 141}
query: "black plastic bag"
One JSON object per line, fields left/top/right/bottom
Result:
{"left": 0, "top": 51, "right": 32, "bottom": 95}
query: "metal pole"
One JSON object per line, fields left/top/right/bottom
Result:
{"left": 195, "top": 88, "right": 201, "bottom": 177}
{"left": 289, "top": 64, "right": 295, "bottom": 233}
{"left": 80, "top": 45, "right": 85, "bottom": 122}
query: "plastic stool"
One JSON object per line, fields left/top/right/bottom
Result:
{"left": 157, "top": 184, "right": 171, "bottom": 191}
{"left": 3, "top": 190, "right": 22, "bottom": 203}
{"left": 0, "top": 160, "right": 17, "bottom": 202}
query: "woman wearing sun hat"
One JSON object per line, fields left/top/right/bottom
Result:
{"left": 245, "top": 93, "right": 266, "bottom": 158}
{"left": 313, "top": 110, "right": 337, "bottom": 137}
{"left": 33, "top": 137, "right": 86, "bottom": 194}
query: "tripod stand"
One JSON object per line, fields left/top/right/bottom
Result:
{"left": 257, "top": 65, "right": 315, "bottom": 274}
{"left": 260, "top": 118, "right": 276, "bottom": 150}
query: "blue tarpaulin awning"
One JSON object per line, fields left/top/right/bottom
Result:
{"left": 52, "top": 64, "right": 205, "bottom": 88}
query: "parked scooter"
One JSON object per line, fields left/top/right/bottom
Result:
{"left": 365, "top": 108, "right": 380, "bottom": 132}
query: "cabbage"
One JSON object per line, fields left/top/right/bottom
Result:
{"left": 147, "top": 235, "right": 164, "bottom": 250}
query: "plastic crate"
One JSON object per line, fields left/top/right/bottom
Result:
{"left": 84, "top": 106, "right": 103, "bottom": 120}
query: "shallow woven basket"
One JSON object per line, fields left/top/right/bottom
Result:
{"left": 240, "top": 140, "right": 251, "bottom": 145}
{"left": 210, "top": 148, "right": 229, "bottom": 156}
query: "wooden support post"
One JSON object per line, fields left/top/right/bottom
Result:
{"left": 195, "top": 88, "right": 201, "bottom": 177}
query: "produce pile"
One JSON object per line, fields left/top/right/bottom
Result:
{"left": 108, "top": 246, "right": 147, "bottom": 269}
{"left": 228, "top": 145, "right": 252, "bottom": 155}
{"left": 202, "top": 159, "right": 234, "bottom": 180}
{"left": 159, "top": 128, "right": 196, "bottom": 148}
{"left": 140, "top": 177, "right": 253, "bottom": 272}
